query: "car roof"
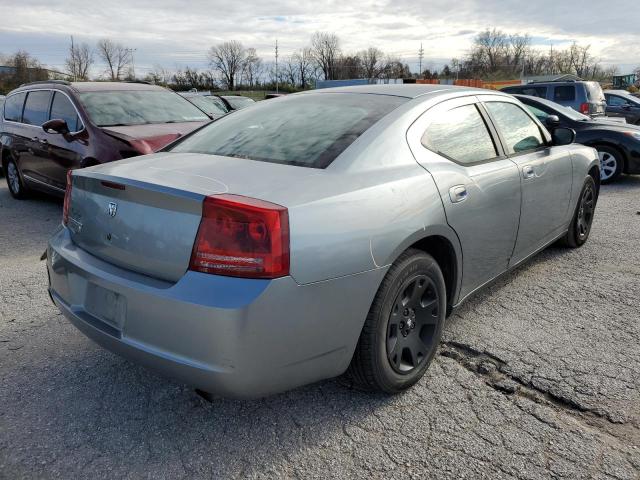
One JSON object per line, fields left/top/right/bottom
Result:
{"left": 10, "top": 81, "right": 167, "bottom": 95}
{"left": 69, "top": 82, "right": 166, "bottom": 92}
{"left": 299, "top": 84, "right": 490, "bottom": 99}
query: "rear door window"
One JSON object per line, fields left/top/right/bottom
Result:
{"left": 421, "top": 104, "right": 498, "bottom": 165}
{"left": 23, "top": 90, "right": 52, "bottom": 126}
{"left": 485, "top": 102, "right": 546, "bottom": 154}
{"left": 3, "top": 92, "right": 26, "bottom": 122}
{"left": 553, "top": 86, "right": 576, "bottom": 102}
{"left": 50, "top": 92, "right": 83, "bottom": 132}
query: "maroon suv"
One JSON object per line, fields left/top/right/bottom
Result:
{"left": 0, "top": 81, "right": 210, "bottom": 198}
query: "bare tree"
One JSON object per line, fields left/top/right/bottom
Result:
{"left": 96, "top": 39, "right": 131, "bottom": 81}
{"left": 65, "top": 38, "right": 93, "bottom": 81}
{"left": 311, "top": 32, "right": 340, "bottom": 80}
{"left": 358, "top": 47, "right": 384, "bottom": 79}
{"left": 145, "top": 64, "right": 171, "bottom": 86}
{"left": 208, "top": 40, "right": 246, "bottom": 90}
{"left": 241, "top": 48, "right": 263, "bottom": 88}
{"left": 292, "top": 48, "right": 315, "bottom": 88}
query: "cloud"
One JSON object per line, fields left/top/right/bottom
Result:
{"left": 0, "top": 0, "right": 637, "bottom": 75}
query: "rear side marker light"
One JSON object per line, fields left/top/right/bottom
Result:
{"left": 189, "top": 194, "right": 290, "bottom": 279}
{"left": 63, "top": 170, "right": 73, "bottom": 225}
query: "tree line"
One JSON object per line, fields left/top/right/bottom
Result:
{"left": 1, "top": 29, "right": 635, "bottom": 94}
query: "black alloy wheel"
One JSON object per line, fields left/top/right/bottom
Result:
{"left": 386, "top": 274, "right": 439, "bottom": 374}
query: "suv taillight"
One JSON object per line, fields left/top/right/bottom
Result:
{"left": 189, "top": 194, "right": 290, "bottom": 279}
{"left": 579, "top": 102, "right": 590, "bottom": 114}
{"left": 62, "top": 170, "right": 73, "bottom": 226}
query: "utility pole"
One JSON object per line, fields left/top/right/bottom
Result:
{"left": 275, "top": 39, "right": 279, "bottom": 94}
{"left": 549, "top": 43, "right": 554, "bottom": 75}
{"left": 418, "top": 43, "right": 424, "bottom": 78}
{"left": 70, "top": 35, "right": 76, "bottom": 81}
{"left": 128, "top": 48, "right": 137, "bottom": 80}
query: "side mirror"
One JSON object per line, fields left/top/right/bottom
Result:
{"left": 545, "top": 115, "right": 561, "bottom": 128}
{"left": 42, "top": 119, "right": 70, "bottom": 135}
{"left": 551, "top": 127, "right": 576, "bottom": 146}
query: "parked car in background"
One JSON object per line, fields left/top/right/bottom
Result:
{"left": 1, "top": 81, "right": 209, "bottom": 198}
{"left": 217, "top": 94, "right": 256, "bottom": 111}
{"left": 604, "top": 90, "right": 640, "bottom": 125}
{"left": 502, "top": 80, "right": 606, "bottom": 117}
{"left": 48, "top": 85, "right": 599, "bottom": 399}
{"left": 179, "top": 92, "right": 229, "bottom": 119}
{"left": 515, "top": 94, "right": 640, "bottom": 183}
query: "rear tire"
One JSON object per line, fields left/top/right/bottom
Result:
{"left": 348, "top": 249, "right": 446, "bottom": 393}
{"left": 596, "top": 146, "right": 623, "bottom": 184}
{"left": 559, "top": 176, "right": 596, "bottom": 248}
{"left": 4, "top": 159, "right": 30, "bottom": 199}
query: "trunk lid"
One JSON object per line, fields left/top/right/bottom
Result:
{"left": 68, "top": 152, "right": 330, "bottom": 282}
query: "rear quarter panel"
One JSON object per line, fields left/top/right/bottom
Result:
{"left": 288, "top": 96, "right": 462, "bottom": 289}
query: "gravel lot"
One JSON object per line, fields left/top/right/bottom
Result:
{"left": 1, "top": 177, "right": 639, "bottom": 480}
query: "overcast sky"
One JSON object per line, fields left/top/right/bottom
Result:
{"left": 1, "top": 0, "right": 638, "bottom": 76}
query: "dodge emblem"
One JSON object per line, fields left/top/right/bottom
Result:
{"left": 108, "top": 202, "right": 118, "bottom": 217}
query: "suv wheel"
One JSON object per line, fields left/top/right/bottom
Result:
{"left": 597, "top": 146, "right": 623, "bottom": 184}
{"left": 348, "top": 249, "right": 446, "bottom": 393}
{"left": 4, "top": 159, "right": 29, "bottom": 199}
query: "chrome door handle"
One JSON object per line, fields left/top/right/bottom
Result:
{"left": 522, "top": 165, "right": 535, "bottom": 179}
{"left": 449, "top": 185, "right": 468, "bottom": 203}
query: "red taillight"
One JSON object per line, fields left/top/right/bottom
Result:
{"left": 189, "top": 194, "right": 290, "bottom": 279}
{"left": 580, "top": 103, "right": 590, "bottom": 114}
{"left": 62, "top": 170, "right": 73, "bottom": 226}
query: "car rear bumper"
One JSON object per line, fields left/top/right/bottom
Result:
{"left": 47, "top": 226, "right": 386, "bottom": 398}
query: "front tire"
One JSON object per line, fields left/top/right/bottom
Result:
{"left": 4, "top": 159, "right": 30, "bottom": 199}
{"left": 348, "top": 249, "right": 446, "bottom": 393}
{"left": 560, "top": 176, "right": 596, "bottom": 248}
{"left": 597, "top": 146, "right": 623, "bottom": 184}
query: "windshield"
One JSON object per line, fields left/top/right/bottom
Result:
{"left": 80, "top": 90, "right": 209, "bottom": 126}
{"left": 224, "top": 96, "right": 255, "bottom": 110}
{"left": 185, "top": 95, "right": 228, "bottom": 116}
{"left": 170, "top": 93, "right": 407, "bottom": 168}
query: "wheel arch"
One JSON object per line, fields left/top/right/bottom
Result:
{"left": 587, "top": 140, "right": 627, "bottom": 169}
{"left": 384, "top": 227, "right": 462, "bottom": 315}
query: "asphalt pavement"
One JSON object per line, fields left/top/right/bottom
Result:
{"left": 1, "top": 177, "right": 639, "bottom": 479}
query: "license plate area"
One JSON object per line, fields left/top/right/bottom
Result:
{"left": 84, "top": 283, "right": 127, "bottom": 331}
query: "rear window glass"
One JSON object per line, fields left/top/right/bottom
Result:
{"left": 170, "top": 93, "right": 407, "bottom": 168}
{"left": 3, "top": 92, "right": 26, "bottom": 122}
{"left": 554, "top": 86, "right": 575, "bottom": 102}
{"left": 23, "top": 90, "right": 52, "bottom": 126}
{"left": 585, "top": 82, "right": 605, "bottom": 102}
{"left": 223, "top": 96, "right": 255, "bottom": 110}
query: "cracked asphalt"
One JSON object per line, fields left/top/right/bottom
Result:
{"left": 1, "top": 177, "right": 639, "bottom": 480}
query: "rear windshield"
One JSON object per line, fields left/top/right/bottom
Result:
{"left": 185, "top": 95, "right": 227, "bottom": 116}
{"left": 585, "top": 82, "right": 605, "bottom": 102}
{"left": 79, "top": 90, "right": 209, "bottom": 127}
{"left": 170, "top": 93, "right": 407, "bottom": 168}
{"left": 223, "top": 96, "right": 255, "bottom": 110}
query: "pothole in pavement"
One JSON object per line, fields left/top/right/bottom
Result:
{"left": 439, "top": 341, "right": 639, "bottom": 444}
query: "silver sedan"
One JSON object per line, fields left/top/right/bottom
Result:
{"left": 47, "top": 85, "right": 600, "bottom": 398}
